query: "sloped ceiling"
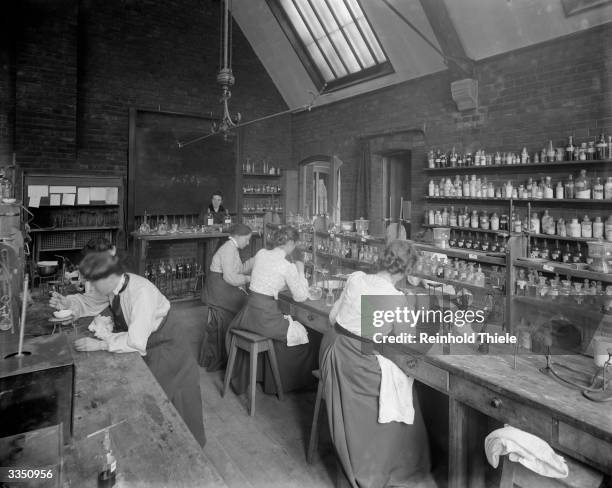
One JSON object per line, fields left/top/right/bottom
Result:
{"left": 232, "top": 0, "right": 612, "bottom": 110}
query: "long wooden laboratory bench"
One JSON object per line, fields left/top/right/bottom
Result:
{"left": 0, "top": 306, "right": 227, "bottom": 488}
{"left": 131, "top": 230, "right": 228, "bottom": 276}
{"left": 278, "top": 291, "right": 611, "bottom": 488}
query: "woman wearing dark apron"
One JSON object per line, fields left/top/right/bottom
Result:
{"left": 320, "top": 240, "right": 436, "bottom": 488}
{"left": 62, "top": 253, "right": 205, "bottom": 447}
{"left": 200, "top": 224, "right": 253, "bottom": 371}
{"left": 226, "top": 225, "right": 320, "bottom": 395}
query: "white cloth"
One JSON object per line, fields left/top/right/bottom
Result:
{"left": 88, "top": 315, "right": 113, "bottom": 340}
{"left": 484, "top": 425, "right": 569, "bottom": 478}
{"left": 284, "top": 314, "right": 309, "bottom": 346}
{"left": 249, "top": 248, "right": 309, "bottom": 301}
{"left": 329, "top": 271, "right": 404, "bottom": 336}
{"left": 375, "top": 354, "right": 415, "bottom": 425}
{"left": 66, "top": 273, "right": 170, "bottom": 356}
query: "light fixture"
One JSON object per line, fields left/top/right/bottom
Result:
{"left": 212, "top": 0, "right": 240, "bottom": 140}
{"left": 177, "top": 0, "right": 325, "bottom": 149}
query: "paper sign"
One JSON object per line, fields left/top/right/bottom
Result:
{"left": 29, "top": 196, "right": 41, "bottom": 208}
{"left": 50, "top": 186, "right": 77, "bottom": 194}
{"left": 77, "top": 188, "right": 90, "bottom": 205}
{"left": 28, "top": 185, "right": 49, "bottom": 198}
{"left": 468, "top": 253, "right": 477, "bottom": 260}
{"left": 62, "top": 194, "right": 75, "bottom": 206}
{"left": 105, "top": 187, "right": 118, "bottom": 205}
{"left": 90, "top": 187, "right": 106, "bottom": 201}
{"left": 50, "top": 194, "right": 61, "bottom": 206}
{"left": 543, "top": 264, "right": 554, "bottom": 272}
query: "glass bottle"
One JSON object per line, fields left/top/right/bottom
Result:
{"left": 572, "top": 244, "right": 583, "bottom": 263}
{"left": 540, "top": 240, "right": 550, "bottom": 260}
{"left": 544, "top": 177, "right": 554, "bottom": 199}
{"left": 449, "top": 206, "right": 457, "bottom": 227}
{"left": 575, "top": 170, "right": 590, "bottom": 199}
{"left": 551, "top": 240, "right": 561, "bottom": 262}
{"left": 428, "top": 179, "right": 435, "bottom": 197}
{"left": 593, "top": 177, "right": 604, "bottom": 200}
{"left": 606, "top": 215, "right": 612, "bottom": 241}
{"left": 463, "top": 175, "right": 470, "bottom": 197}
{"left": 470, "top": 210, "right": 479, "bottom": 229}
{"left": 480, "top": 212, "right": 489, "bottom": 230}
{"left": 513, "top": 213, "right": 522, "bottom": 233}
{"left": 562, "top": 244, "right": 572, "bottom": 263}
{"left": 565, "top": 136, "right": 575, "bottom": 161}
{"left": 596, "top": 133, "right": 607, "bottom": 160}
{"left": 557, "top": 218, "right": 566, "bottom": 237}
{"left": 593, "top": 216, "right": 604, "bottom": 239}
{"left": 565, "top": 175, "right": 575, "bottom": 199}
{"left": 490, "top": 213, "right": 499, "bottom": 231}
{"left": 457, "top": 232, "right": 465, "bottom": 248}
{"left": 581, "top": 215, "right": 592, "bottom": 238}
{"left": 541, "top": 210, "right": 555, "bottom": 235}
{"left": 530, "top": 212, "right": 541, "bottom": 234}
{"left": 441, "top": 207, "right": 449, "bottom": 226}
{"left": 605, "top": 177, "right": 612, "bottom": 200}
{"left": 568, "top": 217, "right": 581, "bottom": 238}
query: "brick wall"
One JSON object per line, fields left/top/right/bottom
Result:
{"left": 291, "top": 23, "right": 612, "bottom": 231}
{"left": 1, "top": 0, "right": 290, "bottom": 180}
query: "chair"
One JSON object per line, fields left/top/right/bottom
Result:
{"left": 307, "top": 369, "right": 324, "bottom": 464}
{"left": 223, "top": 329, "right": 283, "bottom": 416}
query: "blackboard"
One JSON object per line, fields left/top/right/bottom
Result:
{"left": 128, "top": 110, "right": 237, "bottom": 223}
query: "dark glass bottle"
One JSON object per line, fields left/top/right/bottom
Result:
{"left": 562, "top": 244, "right": 572, "bottom": 263}
{"left": 550, "top": 240, "right": 561, "bottom": 262}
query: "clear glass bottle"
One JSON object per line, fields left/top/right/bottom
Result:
{"left": 490, "top": 213, "right": 499, "bottom": 231}
{"left": 530, "top": 212, "right": 541, "bottom": 234}
{"left": 565, "top": 175, "right": 575, "bottom": 199}
{"left": 556, "top": 181, "right": 564, "bottom": 199}
{"left": 565, "top": 136, "right": 575, "bottom": 161}
{"left": 593, "top": 177, "right": 604, "bottom": 200}
{"left": 593, "top": 216, "right": 604, "bottom": 240}
{"left": 575, "top": 170, "right": 590, "bottom": 199}
{"left": 541, "top": 210, "right": 555, "bottom": 235}
{"left": 581, "top": 215, "right": 592, "bottom": 238}
{"left": 605, "top": 177, "right": 612, "bottom": 200}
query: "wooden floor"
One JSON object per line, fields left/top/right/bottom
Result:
{"left": 175, "top": 300, "right": 338, "bottom": 488}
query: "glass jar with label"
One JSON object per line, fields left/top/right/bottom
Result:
{"left": 479, "top": 212, "right": 489, "bottom": 230}
{"left": 575, "top": 170, "right": 590, "bottom": 199}
{"left": 593, "top": 177, "right": 604, "bottom": 200}
{"left": 565, "top": 175, "right": 575, "bottom": 199}
{"left": 581, "top": 215, "right": 592, "bottom": 239}
{"left": 557, "top": 218, "right": 567, "bottom": 237}
{"left": 568, "top": 218, "right": 581, "bottom": 238}
{"left": 490, "top": 213, "right": 499, "bottom": 231}
{"left": 541, "top": 210, "right": 555, "bottom": 235}
{"left": 470, "top": 210, "right": 479, "bottom": 229}
{"left": 556, "top": 182, "right": 564, "bottom": 199}
{"left": 593, "top": 216, "right": 604, "bottom": 239}
{"left": 530, "top": 212, "right": 541, "bottom": 234}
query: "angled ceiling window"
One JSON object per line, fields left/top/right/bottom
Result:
{"left": 266, "top": 0, "right": 393, "bottom": 91}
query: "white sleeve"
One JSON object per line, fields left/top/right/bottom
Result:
{"left": 105, "top": 289, "right": 159, "bottom": 355}
{"left": 285, "top": 263, "right": 309, "bottom": 302}
{"left": 65, "top": 291, "right": 109, "bottom": 319}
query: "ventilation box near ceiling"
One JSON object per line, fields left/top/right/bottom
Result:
{"left": 451, "top": 78, "right": 478, "bottom": 111}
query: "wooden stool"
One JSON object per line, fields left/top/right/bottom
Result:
{"left": 307, "top": 369, "right": 324, "bottom": 464}
{"left": 223, "top": 329, "right": 284, "bottom": 416}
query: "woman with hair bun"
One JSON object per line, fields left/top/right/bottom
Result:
{"left": 200, "top": 223, "right": 254, "bottom": 371}
{"left": 320, "top": 240, "right": 436, "bottom": 488}
{"left": 53, "top": 252, "right": 206, "bottom": 447}
{"left": 226, "top": 225, "right": 320, "bottom": 395}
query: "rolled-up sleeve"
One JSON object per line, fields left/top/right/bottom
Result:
{"left": 220, "top": 246, "right": 249, "bottom": 287}
{"left": 105, "top": 289, "right": 158, "bottom": 355}
{"left": 285, "top": 263, "right": 309, "bottom": 302}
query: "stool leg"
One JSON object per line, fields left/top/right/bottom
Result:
{"left": 266, "top": 343, "right": 284, "bottom": 402}
{"left": 499, "top": 457, "right": 516, "bottom": 488}
{"left": 223, "top": 335, "right": 238, "bottom": 397}
{"left": 249, "top": 343, "right": 258, "bottom": 416}
{"left": 307, "top": 379, "right": 324, "bottom": 464}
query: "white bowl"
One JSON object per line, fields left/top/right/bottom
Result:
{"left": 53, "top": 309, "right": 72, "bottom": 319}
{"left": 2, "top": 198, "right": 16, "bottom": 204}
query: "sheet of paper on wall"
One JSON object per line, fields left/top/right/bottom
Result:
{"left": 90, "top": 187, "right": 106, "bottom": 201}
{"left": 50, "top": 186, "right": 77, "bottom": 194}
{"left": 29, "top": 195, "right": 41, "bottom": 208}
{"left": 105, "top": 187, "right": 118, "bottom": 205}
{"left": 77, "top": 187, "right": 90, "bottom": 205}
{"left": 49, "top": 194, "right": 61, "bottom": 206}
{"left": 62, "top": 194, "right": 76, "bottom": 206}
{"left": 27, "top": 185, "right": 49, "bottom": 198}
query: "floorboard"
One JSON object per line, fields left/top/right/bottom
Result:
{"left": 175, "top": 301, "right": 336, "bottom": 488}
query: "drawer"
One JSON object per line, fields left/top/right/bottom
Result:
{"left": 394, "top": 354, "right": 449, "bottom": 393}
{"left": 555, "top": 420, "right": 612, "bottom": 473}
{"left": 292, "top": 306, "right": 330, "bottom": 334}
{"left": 450, "top": 376, "right": 553, "bottom": 443}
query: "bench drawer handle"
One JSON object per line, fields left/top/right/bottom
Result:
{"left": 490, "top": 398, "right": 502, "bottom": 409}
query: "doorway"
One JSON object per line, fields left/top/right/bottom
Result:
{"left": 380, "top": 150, "right": 411, "bottom": 236}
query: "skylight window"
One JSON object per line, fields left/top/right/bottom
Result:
{"left": 267, "top": 0, "right": 393, "bottom": 91}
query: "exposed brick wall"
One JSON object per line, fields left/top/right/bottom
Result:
{"left": 291, "top": 23, "right": 612, "bottom": 232}
{"left": 1, "top": 0, "right": 290, "bottom": 181}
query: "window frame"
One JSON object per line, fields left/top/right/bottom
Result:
{"left": 266, "top": 0, "right": 394, "bottom": 93}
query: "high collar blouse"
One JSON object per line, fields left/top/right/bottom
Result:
{"left": 249, "top": 248, "right": 309, "bottom": 301}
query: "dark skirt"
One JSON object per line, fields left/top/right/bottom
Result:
{"left": 225, "top": 292, "right": 320, "bottom": 395}
{"left": 144, "top": 312, "right": 206, "bottom": 447}
{"left": 319, "top": 324, "right": 435, "bottom": 488}
{"left": 199, "top": 271, "right": 248, "bottom": 371}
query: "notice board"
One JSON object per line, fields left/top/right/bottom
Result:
{"left": 128, "top": 109, "right": 237, "bottom": 227}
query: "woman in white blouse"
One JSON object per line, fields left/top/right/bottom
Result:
{"left": 321, "top": 240, "right": 436, "bottom": 488}
{"left": 226, "top": 225, "right": 320, "bottom": 395}
{"left": 200, "top": 224, "right": 254, "bottom": 371}
{"left": 54, "top": 252, "right": 205, "bottom": 447}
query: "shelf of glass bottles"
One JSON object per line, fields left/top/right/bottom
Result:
{"left": 513, "top": 266, "right": 612, "bottom": 308}
{"left": 413, "top": 242, "right": 506, "bottom": 266}
{"left": 424, "top": 159, "right": 612, "bottom": 173}
{"left": 424, "top": 196, "right": 612, "bottom": 206}
{"left": 514, "top": 257, "right": 612, "bottom": 283}
{"left": 241, "top": 200, "right": 283, "bottom": 214}
{"left": 144, "top": 258, "right": 203, "bottom": 300}
{"left": 314, "top": 232, "right": 384, "bottom": 269}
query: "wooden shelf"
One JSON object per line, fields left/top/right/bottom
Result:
{"left": 242, "top": 193, "right": 282, "bottom": 197}
{"left": 241, "top": 173, "right": 282, "bottom": 178}
{"left": 314, "top": 231, "right": 386, "bottom": 244}
{"left": 513, "top": 258, "right": 612, "bottom": 282}
{"left": 410, "top": 272, "right": 504, "bottom": 295}
{"left": 241, "top": 211, "right": 284, "bottom": 215}
{"left": 423, "top": 159, "right": 612, "bottom": 173}
{"left": 413, "top": 242, "right": 507, "bottom": 265}
{"left": 316, "top": 251, "right": 377, "bottom": 268}
{"left": 30, "top": 226, "right": 120, "bottom": 233}
{"left": 513, "top": 296, "right": 610, "bottom": 320}
{"left": 527, "top": 233, "right": 599, "bottom": 243}
{"left": 422, "top": 224, "right": 514, "bottom": 236}
{"left": 424, "top": 196, "right": 612, "bottom": 206}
